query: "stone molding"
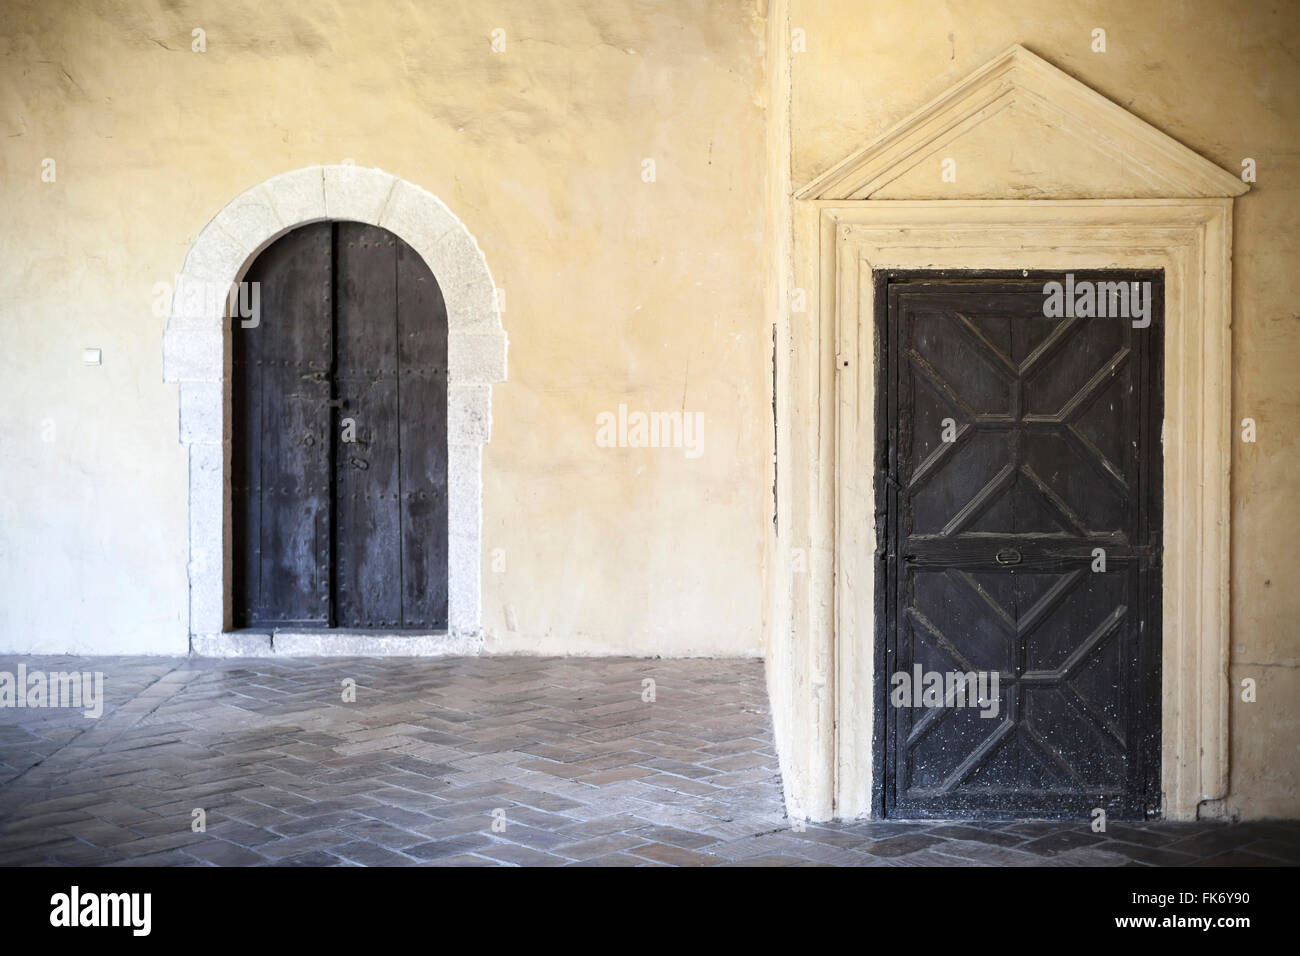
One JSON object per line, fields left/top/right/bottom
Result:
{"left": 778, "top": 44, "right": 1245, "bottom": 821}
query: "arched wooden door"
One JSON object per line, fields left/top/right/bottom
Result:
{"left": 232, "top": 221, "right": 449, "bottom": 630}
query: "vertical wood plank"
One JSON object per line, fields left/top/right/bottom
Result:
{"left": 334, "top": 222, "right": 403, "bottom": 628}
{"left": 397, "top": 241, "right": 449, "bottom": 628}
{"left": 232, "top": 223, "right": 332, "bottom": 626}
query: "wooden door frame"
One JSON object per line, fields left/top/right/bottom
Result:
{"left": 871, "top": 269, "right": 1165, "bottom": 820}
{"left": 816, "top": 199, "right": 1232, "bottom": 821}
{"left": 163, "top": 166, "right": 507, "bottom": 656}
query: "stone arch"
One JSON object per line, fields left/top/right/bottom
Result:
{"left": 163, "top": 166, "right": 507, "bottom": 653}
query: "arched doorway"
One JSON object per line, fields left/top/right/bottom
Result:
{"left": 163, "top": 166, "right": 507, "bottom": 654}
{"left": 231, "top": 221, "right": 449, "bottom": 630}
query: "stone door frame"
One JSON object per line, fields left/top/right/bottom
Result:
{"left": 813, "top": 198, "right": 1233, "bottom": 820}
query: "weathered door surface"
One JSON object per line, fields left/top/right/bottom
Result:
{"left": 875, "top": 272, "right": 1162, "bottom": 819}
{"left": 233, "top": 222, "right": 448, "bottom": 630}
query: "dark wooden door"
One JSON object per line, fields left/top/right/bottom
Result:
{"left": 233, "top": 222, "right": 448, "bottom": 630}
{"left": 875, "top": 272, "right": 1162, "bottom": 819}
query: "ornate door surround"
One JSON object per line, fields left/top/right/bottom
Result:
{"left": 775, "top": 45, "right": 1246, "bottom": 821}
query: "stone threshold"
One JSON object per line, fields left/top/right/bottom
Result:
{"left": 190, "top": 629, "right": 483, "bottom": 658}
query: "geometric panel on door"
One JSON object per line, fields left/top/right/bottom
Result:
{"left": 232, "top": 221, "right": 448, "bottom": 630}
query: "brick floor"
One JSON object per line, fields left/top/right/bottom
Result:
{"left": 0, "top": 655, "right": 1296, "bottom": 867}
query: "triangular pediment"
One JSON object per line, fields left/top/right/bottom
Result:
{"left": 797, "top": 44, "right": 1247, "bottom": 201}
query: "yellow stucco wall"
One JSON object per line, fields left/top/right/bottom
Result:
{"left": 0, "top": 0, "right": 772, "bottom": 657}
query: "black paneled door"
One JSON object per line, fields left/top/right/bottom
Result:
{"left": 876, "top": 272, "right": 1163, "bottom": 819}
{"left": 232, "top": 222, "right": 448, "bottom": 630}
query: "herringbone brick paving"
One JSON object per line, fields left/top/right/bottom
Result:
{"left": 0, "top": 655, "right": 1296, "bottom": 866}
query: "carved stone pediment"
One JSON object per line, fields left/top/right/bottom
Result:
{"left": 797, "top": 44, "right": 1247, "bottom": 201}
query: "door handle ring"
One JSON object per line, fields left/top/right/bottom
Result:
{"left": 995, "top": 548, "right": 1022, "bottom": 565}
